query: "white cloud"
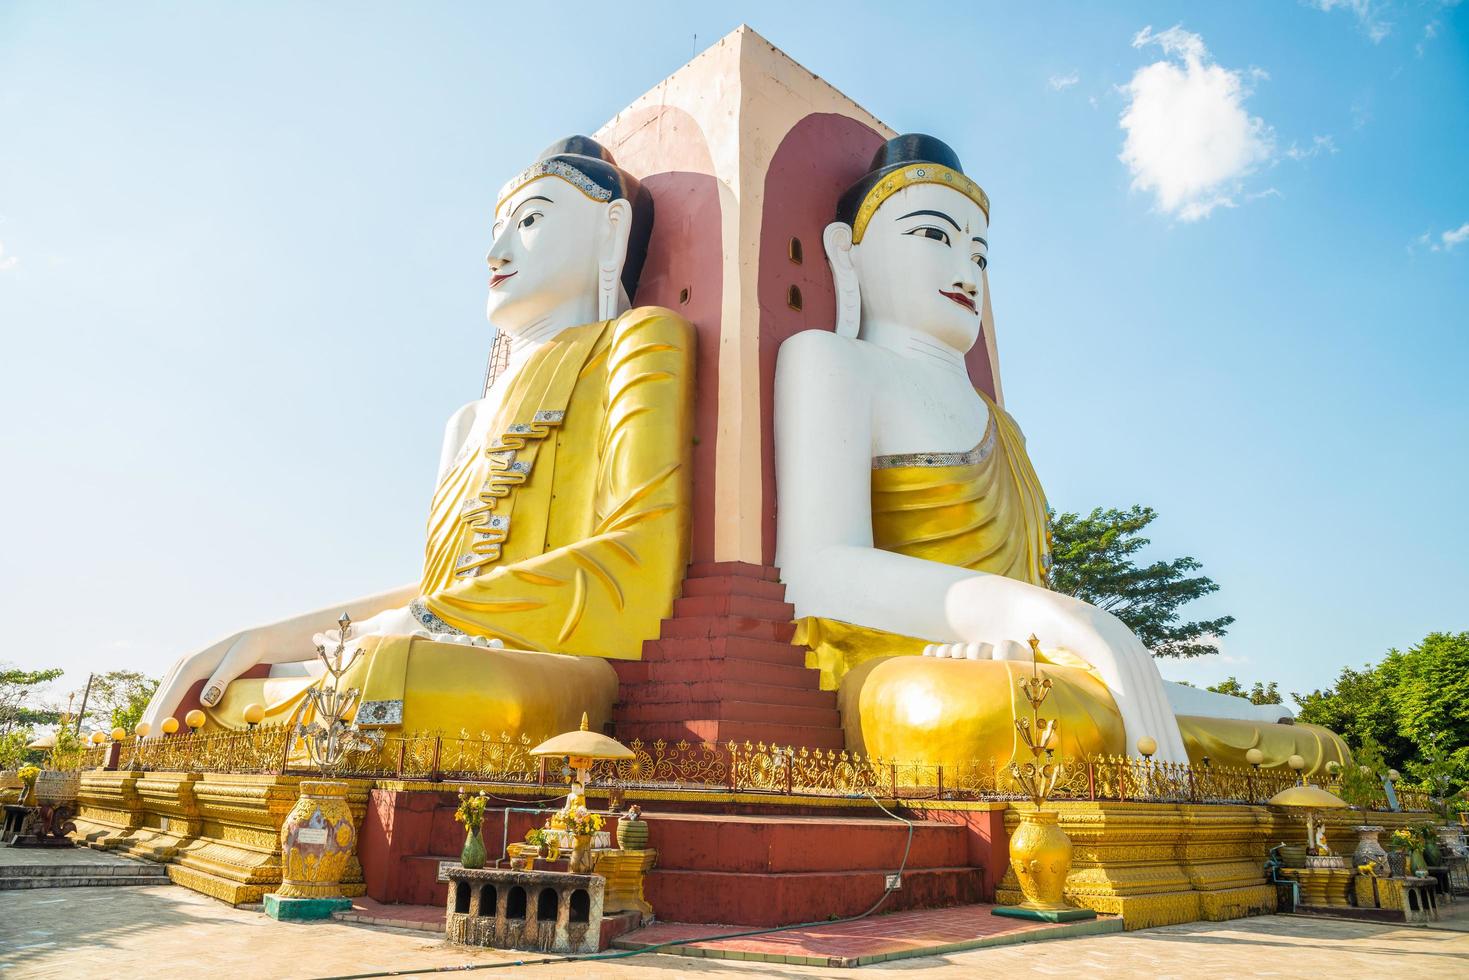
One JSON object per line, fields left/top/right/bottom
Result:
{"left": 1414, "top": 221, "right": 1469, "bottom": 252}
{"left": 0, "top": 240, "right": 17, "bottom": 272}
{"left": 1048, "top": 70, "right": 1080, "bottom": 91}
{"left": 1119, "top": 26, "right": 1276, "bottom": 221}
{"left": 1307, "top": 0, "right": 1394, "bottom": 42}
{"left": 1436, "top": 222, "right": 1469, "bottom": 251}
{"left": 1285, "top": 134, "right": 1339, "bottom": 160}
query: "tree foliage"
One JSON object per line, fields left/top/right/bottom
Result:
{"left": 82, "top": 670, "right": 160, "bottom": 733}
{"left": 1206, "top": 676, "right": 1282, "bottom": 705}
{"left": 1336, "top": 733, "right": 1389, "bottom": 813}
{"left": 1295, "top": 632, "right": 1469, "bottom": 793}
{"left": 1048, "top": 505, "right": 1235, "bottom": 658}
{"left": 0, "top": 665, "right": 65, "bottom": 735}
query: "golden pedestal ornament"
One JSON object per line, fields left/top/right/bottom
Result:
{"left": 276, "top": 780, "right": 356, "bottom": 899}
{"left": 1008, "top": 810, "right": 1074, "bottom": 911}
{"left": 992, "top": 637, "right": 1098, "bottom": 923}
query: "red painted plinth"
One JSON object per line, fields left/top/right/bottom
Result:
{"left": 359, "top": 790, "right": 995, "bottom": 925}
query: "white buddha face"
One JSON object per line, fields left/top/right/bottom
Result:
{"left": 485, "top": 177, "right": 612, "bottom": 332}
{"left": 850, "top": 182, "right": 988, "bottom": 354}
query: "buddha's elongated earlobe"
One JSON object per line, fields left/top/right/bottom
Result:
{"left": 599, "top": 198, "right": 633, "bottom": 320}
{"left": 823, "top": 222, "right": 859, "bottom": 338}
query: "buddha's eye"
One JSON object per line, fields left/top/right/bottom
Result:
{"left": 972, "top": 254, "right": 988, "bottom": 271}
{"left": 905, "top": 226, "right": 951, "bottom": 246}
{"left": 519, "top": 212, "right": 542, "bottom": 229}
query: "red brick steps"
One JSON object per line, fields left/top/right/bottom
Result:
{"left": 612, "top": 562, "right": 846, "bottom": 751}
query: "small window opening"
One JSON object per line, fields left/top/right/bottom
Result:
{"left": 536, "top": 887, "right": 559, "bottom": 921}
{"left": 789, "top": 237, "right": 804, "bottom": 264}
{"left": 569, "top": 888, "right": 591, "bottom": 923}
{"left": 679, "top": 286, "right": 691, "bottom": 305}
{"left": 454, "top": 882, "right": 471, "bottom": 914}
{"left": 787, "top": 285, "right": 803, "bottom": 311}
{"left": 506, "top": 885, "right": 527, "bottom": 919}
{"left": 477, "top": 884, "right": 497, "bottom": 917}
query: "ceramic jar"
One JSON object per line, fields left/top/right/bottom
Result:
{"left": 1352, "top": 825, "right": 1390, "bottom": 872}
{"left": 277, "top": 780, "right": 356, "bottom": 899}
{"left": 616, "top": 817, "right": 649, "bottom": 850}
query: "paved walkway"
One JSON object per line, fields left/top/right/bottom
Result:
{"left": 0, "top": 845, "right": 145, "bottom": 871}
{"left": 3, "top": 884, "right": 1468, "bottom": 977}
{"left": 618, "top": 906, "right": 1122, "bottom": 966}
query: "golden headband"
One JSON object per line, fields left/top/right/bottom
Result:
{"left": 850, "top": 164, "right": 990, "bottom": 243}
{"left": 496, "top": 160, "right": 613, "bottom": 214}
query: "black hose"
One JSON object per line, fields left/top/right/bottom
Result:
{"left": 311, "top": 794, "right": 916, "bottom": 979}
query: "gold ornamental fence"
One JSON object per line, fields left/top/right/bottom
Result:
{"left": 63, "top": 724, "right": 1430, "bottom": 812}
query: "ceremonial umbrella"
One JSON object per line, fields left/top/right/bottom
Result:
{"left": 1268, "top": 784, "right": 1350, "bottom": 857}
{"left": 530, "top": 712, "right": 634, "bottom": 788}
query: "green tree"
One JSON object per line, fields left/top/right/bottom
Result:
{"left": 1336, "top": 733, "right": 1389, "bottom": 815}
{"left": 82, "top": 670, "right": 160, "bottom": 734}
{"left": 1294, "top": 632, "right": 1469, "bottom": 793}
{"left": 0, "top": 665, "right": 65, "bottom": 735}
{"left": 1207, "top": 676, "right": 1282, "bottom": 705}
{"left": 1048, "top": 505, "right": 1234, "bottom": 658}
{"left": 0, "top": 728, "right": 33, "bottom": 769}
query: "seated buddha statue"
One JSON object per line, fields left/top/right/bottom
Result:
{"left": 140, "top": 137, "right": 695, "bottom": 738}
{"left": 774, "top": 135, "right": 1348, "bottom": 773}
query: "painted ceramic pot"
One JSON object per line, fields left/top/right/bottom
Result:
{"left": 276, "top": 780, "right": 356, "bottom": 899}
{"left": 616, "top": 818, "right": 649, "bottom": 850}
{"left": 1009, "top": 810, "right": 1072, "bottom": 910}
{"left": 568, "top": 833, "right": 595, "bottom": 874}
{"left": 461, "top": 827, "right": 487, "bottom": 870}
{"left": 1352, "top": 826, "right": 1389, "bottom": 872}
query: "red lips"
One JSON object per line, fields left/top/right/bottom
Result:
{"left": 490, "top": 271, "right": 518, "bottom": 288}
{"left": 939, "top": 289, "right": 977, "bottom": 314}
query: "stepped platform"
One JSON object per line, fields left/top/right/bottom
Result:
{"left": 0, "top": 844, "right": 171, "bottom": 890}
{"left": 615, "top": 904, "right": 1122, "bottom": 967}
{"left": 612, "top": 561, "right": 846, "bottom": 751}
{"left": 362, "top": 794, "right": 986, "bottom": 926}
{"left": 640, "top": 811, "right": 982, "bottom": 926}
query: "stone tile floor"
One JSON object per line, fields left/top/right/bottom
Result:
{"left": 617, "top": 905, "right": 1122, "bottom": 966}
{"left": 0, "top": 845, "right": 144, "bottom": 870}
{"left": 4, "top": 884, "right": 1469, "bottom": 979}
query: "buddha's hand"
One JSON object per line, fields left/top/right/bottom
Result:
{"left": 309, "top": 604, "right": 506, "bottom": 651}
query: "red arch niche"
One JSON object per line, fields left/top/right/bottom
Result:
{"left": 613, "top": 105, "right": 723, "bottom": 564}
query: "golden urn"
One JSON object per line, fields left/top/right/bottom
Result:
{"left": 1009, "top": 809, "right": 1073, "bottom": 910}
{"left": 277, "top": 780, "right": 356, "bottom": 899}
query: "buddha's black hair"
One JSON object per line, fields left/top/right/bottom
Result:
{"left": 835, "top": 134, "right": 966, "bottom": 227}
{"left": 536, "top": 136, "right": 654, "bottom": 299}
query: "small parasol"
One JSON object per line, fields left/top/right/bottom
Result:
{"left": 26, "top": 732, "right": 57, "bottom": 751}
{"left": 530, "top": 712, "right": 633, "bottom": 788}
{"left": 1269, "top": 784, "right": 1349, "bottom": 857}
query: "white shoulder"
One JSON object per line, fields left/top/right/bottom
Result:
{"left": 778, "top": 328, "right": 869, "bottom": 372}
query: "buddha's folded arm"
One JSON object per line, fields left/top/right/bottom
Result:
{"left": 414, "top": 308, "right": 695, "bottom": 660}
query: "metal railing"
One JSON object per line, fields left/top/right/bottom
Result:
{"left": 71, "top": 724, "right": 1430, "bottom": 811}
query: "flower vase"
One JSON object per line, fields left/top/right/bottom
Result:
{"left": 1410, "top": 849, "right": 1429, "bottom": 877}
{"left": 568, "top": 832, "right": 594, "bottom": 874}
{"left": 19, "top": 774, "right": 38, "bottom": 808}
{"left": 461, "top": 826, "right": 487, "bottom": 870}
{"left": 1387, "top": 850, "right": 1408, "bottom": 878}
{"left": 1009, "top": 810, "right": 1073, "bottom": 911}
{"left": 1352, "top": 826, "right": 1389, "bottom": 873}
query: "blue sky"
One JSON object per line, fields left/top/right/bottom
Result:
{"left": 1, "top": 1, "right": 1465, "bottom": 712}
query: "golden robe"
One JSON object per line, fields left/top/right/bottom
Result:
{"left": 208, "top": 307, "right": 694, "bottom": 735}
{"left": 797, "top": 392, "right": 1349, "bottom": 772}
